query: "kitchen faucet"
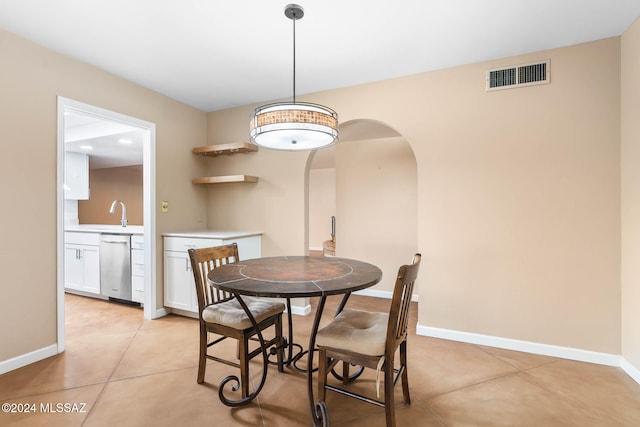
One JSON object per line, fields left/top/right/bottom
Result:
{"left": 109, "top": 200, "right": 128, "bottom": 227}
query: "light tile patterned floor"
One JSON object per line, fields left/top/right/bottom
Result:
{"left": 1, "top": 293, "right": 640, "bottom": 426}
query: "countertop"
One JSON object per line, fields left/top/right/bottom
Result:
{"left": 65, "top": 224, "right": 144, "bottom": 235}
{"left": 162, "top": 230, "right": 263, "bottom": 239}
{"left": 65, "top": 227, "right": 262, "bottom": 239}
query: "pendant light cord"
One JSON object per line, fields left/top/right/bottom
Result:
{"left": 292, "top": 11, "right": 296, "bottom": 104}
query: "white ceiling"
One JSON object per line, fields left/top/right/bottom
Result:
{"left": 1, "top": 1, "right": 639, "bottom": 113}
{"left": 64, "top": 111, "right": 144, "bottom": 169}
{"left": 5, "top": 1, "right": 640, "bottom": 168}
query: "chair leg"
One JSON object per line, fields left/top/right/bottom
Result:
{"left": 239, "top": 335, "right": 250, "bottom": 398}
{"left": 400, "top": 340, "right": 410, "bottom": 404}
{"left": 317, "top": 349, "right": 328, "bottom": 402}
{"left": 342, "top": 361, "right": 350, "bottom": 385}
{"left": 384, "top": 360, "right": 396, "bottom": 427}
{"left": 197, "top": 324, "right": 207, "bottom": 384}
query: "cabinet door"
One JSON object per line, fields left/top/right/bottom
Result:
{"left": 64, "top": 245, "right": 84, "bottom": 291}
{"left": 64, "top": 244, "right": 100, "bottom": 295}
{"left": 81, "top": 245, "right": 101, "bottom": 295}
{"left": 131, "top": 248, "right": 145, "bottom": 277}
{"left": 64, "top": 151, "right": 89, "bottom": 200}
{"left": 164, "top": 251, "right": 196, "bottom": 312}
{"left": 131, "top": 276, "right": 145, "bottom": 303}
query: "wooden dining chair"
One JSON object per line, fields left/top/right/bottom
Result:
{"left": 188, "top": 243, "right": 285, "bottom": 399}
{"left": 316, "top": 254, "right": 421, "bottom": 427}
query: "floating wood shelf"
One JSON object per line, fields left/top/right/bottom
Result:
{"left": 192, "top": 175, "right": 259, "bottom": 184}
{"left": 192, "top": 142, "right": 258, "bottom": 157}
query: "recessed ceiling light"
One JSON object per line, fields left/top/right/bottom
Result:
{"left": 119, "top": 138, "right": 133, "bottom": 144}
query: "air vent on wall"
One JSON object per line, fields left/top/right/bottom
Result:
{"left": 487, "top": 60, "right": 550, "bottom": 91}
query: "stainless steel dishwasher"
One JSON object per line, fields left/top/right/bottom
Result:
{"left": 100, "top": 233, "right": 132, "bottom": 301}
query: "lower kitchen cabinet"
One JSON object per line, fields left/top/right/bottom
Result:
{"left": 64, "top": 232, "right": 100, "bottom": 296}
{"left": 164, "top": 250, "right": 196, "bottom": 311}
{"left": 65, "top": 229, "right": 145, "bottom": 303}
{"left": 163, "top": 232, "right": 261, "bottom": 315}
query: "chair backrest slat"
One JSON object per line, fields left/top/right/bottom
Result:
{"left": 188, "top": 244, "right": 240, "bottom": 315}
{"left": 386, "top": 254, "right": 421, "bottom": 355}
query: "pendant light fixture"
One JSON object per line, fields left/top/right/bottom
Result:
{"left": 249, "top": 4, "right": 338, "bottom": 150}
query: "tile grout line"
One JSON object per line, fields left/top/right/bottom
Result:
{"left": 413, "top": 344, "right": 564, "bottom": 407}
{"left": 80, "top": 319, "right": 145, "bottom": 426}
{"left": 415, "top": 369, "right": 527, "bottom": 427}
{"left": 0, "top": 380, "right": 107, "bottom": 403}
{"left": 416, "top": 400, "right": 450, "bottom": 427}
{"left": 95, "top": 364, "right": 200, "bottom": 385}
{"left": 471, "top": 342, "right": 562, "bottom": 372}
{"left": 518, "top": 367, "right": 625, "bottom": 426}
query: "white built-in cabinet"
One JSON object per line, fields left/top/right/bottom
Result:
{"left": 64, "top": 231, "right": 100, "bottom": 295}
{"left": 163, "top": 233, "right": 261, "bottom": 315}
{"left": 64, "top": 151, "right": 89, "bottom": 200}
{"left": 164, "top": 250, "right": 195, "bottom": 312}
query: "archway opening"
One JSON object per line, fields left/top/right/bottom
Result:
{"left": 306, "top": 119, "right": 418, "bottom": 298}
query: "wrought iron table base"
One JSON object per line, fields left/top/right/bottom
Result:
{"left": 267, "top": 298, "right": 315, "bottom": 372}
{"left": 207, "top": 256, "right": 383, "bottom": 426}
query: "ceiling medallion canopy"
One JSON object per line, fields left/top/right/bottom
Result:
{"left": 249, "top": 4, "right": 339, "bottom": 151}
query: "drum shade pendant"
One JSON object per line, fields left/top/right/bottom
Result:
{"left": 250, "top": 4, "right": 338, "bottom": 150}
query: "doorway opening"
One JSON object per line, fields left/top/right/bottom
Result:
{"left": 56, "top": 97, "right": 157, "bottom": 353}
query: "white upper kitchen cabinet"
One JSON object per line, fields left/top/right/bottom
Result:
{"left": 64, "top": 151, "right": 89, "bottom": 200}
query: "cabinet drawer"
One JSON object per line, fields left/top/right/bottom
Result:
{"left": 132, "top": 276, "right": 144, "bottom": 303}
{"left": 65, "top": 231, "right": 100, "bottom": 246}
{"left": 131, "top": 248, "right": 144, "bottom": 276}
{"left": 131, "top": 235, "right": 144, "bottom": 249}
{"left": 163, "top": 237, "right": 223, "bottom": 252}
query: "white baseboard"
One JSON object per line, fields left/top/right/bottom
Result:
{"left": 289, "top": 304, "right": 311, "bottom": 316}
{"left": 0, "top": 344, "right": 59, "bottom": 375}
{"left": 417, "top": 325, "right": 622, "bottom": 367}
{"left": 622, "top": 358, "right": 640, "bottom": 384}
{"left": 153, "top": 307, "right": 169, "bottom": 319}
{"left": 354, "top": 288, "right": 419, "bottom": 302}
{"left": 166, "top": 307, "right": 198, "bottom": 319}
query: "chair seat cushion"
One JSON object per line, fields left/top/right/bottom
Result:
{"left": 202, "top": 297, "right": 285, "bottom": 329}
{"left": 316, "top": 308, "right": 389, "bottom": 356}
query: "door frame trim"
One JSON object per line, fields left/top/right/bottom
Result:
{"left": 56, "top": 97, "right": 158, "bottom": 353}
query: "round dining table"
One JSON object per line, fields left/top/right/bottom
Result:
{"left": 207, "top": 255, "right": 383, "bottom": 427}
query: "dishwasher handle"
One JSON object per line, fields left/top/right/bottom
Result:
{"left": 102, "top": 238, "right": 130, "bottom": 244}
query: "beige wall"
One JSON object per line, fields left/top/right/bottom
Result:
{"left": 79, "top": 166, "right": 143, "bottom": 225}
{"left": 207, "top": 37, "right": 622, "bottom": 354}
{"left": 0, "top": 29, "right": 208, "bottom": 362}
{"left": 335, "top": 136, "right": 418, "bottom": 293}
{"left": 202, "top": 111, "right": 310, "bottom": 256}
{"left": 418, "top": 40, "right": 621, "bottom": 353}
{"left": 621, "top": 17, "right": 640, "bottom": 370}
